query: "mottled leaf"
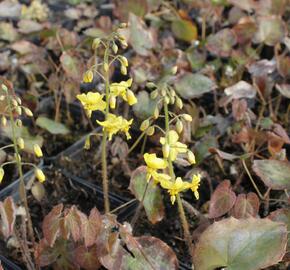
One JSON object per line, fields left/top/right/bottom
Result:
{"left": 36, "top": 116, "right": 70, "bottom": 135}
{"left": 252, "top": 160, "right": 290, "bottom": 190}
{"left": 233, "top": 17, "right": 257, "bottom": 44}
{"left": 0, "top": 0, "right": 21, "bottom": 18}
{"left": 43, "top": 204, "right": 63, "bottom": 247}
{"left": 171, "top": 19, "right": 197, "bottom": 42}
{"left": 60, "top": 51, "right": 82, "bottom": 81}
{"left": 174, "top": 73, "right": 216, "bottom": 99}
{"left": 0, "top": 197, "right": 16, "bottom": 239}
{"left": 133, "top": 91, "right": 157, "bottom": 119}
{"left": 276, "top": 84, "right": 290, "bottom": 99}
{"left": 64, "top": 206, "right": 82, "bottom": 242}
{"left": 194, "top": 217, "right": 287, "bottom": 270}
{"left": 206, "top": 29, "right": 237, "bottom": 57}
{"left": 225, "top": 80, "right": 256, "bottom": 99}
{"left": 129, "top": 166, "right": 165, "bottom": 224}
{"left": 231, "top": 193, "right": 260, "bottom": 219}
{"left": 74, "top": 245, "right": 101, "bottom": 270}
{"left": 209, "top": 180, "right": 236, "bottom": 218}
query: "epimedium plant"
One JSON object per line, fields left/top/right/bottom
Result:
{"left": 76, "top": 23, "right": 137, "bottom": 213}
{"left": 0, "top": 82, "right": 45, "bottom": 270}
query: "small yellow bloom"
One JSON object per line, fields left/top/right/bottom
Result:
{"left": 33, "top": 144, "right": 43, "bottom": 158}
{"left": 190, "top": 174, "right": 201, "bottom": 200}
{"left": 144, "top": 153, "right": 168, "bottom": 182}
{"left": 17, "top": 138, "right": 25, "bottom": 150}
{"left": 97, "top": 114, "right": 133, "bottom": 141}
{"left": 83, "top": 70, "right": 94, "bottom": 83}
{"left": 76, "top": 92, "right": 106, "bottom": 117}
{"left": 35, "top": 168, "right": 45, "bottom": 183}
{"left": 159, "top": 177, "right": 190, "bottom": 204}
{"left": 187, "top": 151, "right": 196, "bottom": 165}
{"left": 109, "top": 79, "right": 136, "bottom": 106}
{"left": 160, "top": 130, "right": 187, "bottom": 161}
{"left": 151, "top": 170, "right": 171, "bottom": 185}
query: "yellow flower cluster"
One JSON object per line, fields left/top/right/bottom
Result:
{"left": 97, "top": 114, "right": 133, "bottom": 141}
{"left": 144, "top": 152, "right": 201, "bottom": 204}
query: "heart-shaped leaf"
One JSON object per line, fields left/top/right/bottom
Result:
{"left": 252, "top": 160, "right": 290, "bottom": 190}
{"left": 0, "top": 197, "right": 16, "bottom": 239}
{"left": 194, "top": 217, "right": 287, "bottom": 270}
{"left": 174, "top": 73, "right": 216, "bottom": 99}
{"left": 231, "top": 192, "right": 260, "bottom": 219}
{"left": 171, "top": 19, "right": 197, "bottom": 42}
{"left": 36, "top": 116, "right": 70, "bottom": 135}
{"left": 129, "top": 166, "right": 165, "bottom": 224}
{"left": 209, "top": 180, "right": 236, "bottom": 218}
{"left": 133, "top": 91, "right": 157, "bottom": 119}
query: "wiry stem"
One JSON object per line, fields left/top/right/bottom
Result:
{"left": 101, "top": 45, "right": 110, "bottom": 213}
{"left": 163, "top": 100, "right": 194, "bottom": 267}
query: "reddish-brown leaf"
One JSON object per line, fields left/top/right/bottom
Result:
{"left": 80, "top": 208, "right": 102, "bottom": 247}
{"left": 74, "top": 245, "right": 101, "bottom": 270}
{"left": 232, "top": 99, "right": 247, "bottom": 121}
{"left": 0, "top": 196, "right": 16, "bottom": 239}
{"left": 233, "top": 17, "right": 257, "bottom": 44}
{"left": 231, "top": 193, "right": 260, "bottom": 219}
{"left": 64, "top": 206, "right": 82, "bottom": 242}
{"left": 42, "top": 204, "right": 63, "bottom": 247}
{"left": 209, "top": 180, "right": 236, "bottom": 218}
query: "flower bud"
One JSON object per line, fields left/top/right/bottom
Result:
{"left": 140, "top": 119, "right": 150, "bottom": 131}
{"left": 33, "top": 144, "right": 43, "bottom": 158}
{"left": 171, "top": 65, "right": 178, "bottom": 75}
{"left": 120, "top": 39, "right": 128, "bottom": 48}
{"left": 0, "top": 168, "right": 4, "bottom": 183}
{"left": 83, "top": 70, "right": 94, "bottom": 83}
{"left": 17, "top": 138, "right": 25, "bottom": 150}
{"left": 35, "top": 168, "right": 45, "bottom": 183}
{"left": 1, "top": 116, "right": 7, "bottom": 126}
{"left": 1, "top": 84, "right": 8, "bottom": 92}
{"left": 84, "top": 136, "right": 90, "bottom": 150}
{"left": 24, "top": 107, "right": 33, "bottom": 117}
{"left": 92, "top": 38, "right": 101, "bottom": 50}
{"left": 153, "top": 107, "right": 159, "bottom": 119}
{"left": 176, "top": 120, "right": 183, "bottom": 134}
{"left": 164, "top": 96, "right": 170, "bottom": 104}
{"left": 170, "top": 95, "right": 175, "bottom": 104}
{"left": 119, "top": 23, "right": 127, "bottom": 28}
{"left": 126, "top": 90, "right": 137, "bottom": 105}
{"left": 103, "top": 62, "right": 109, "bottom": 72}
{"left": 146, "top": 126, "right": 155, "bottom": 136}
{"left": 170, "top": 88, "right": 176, "bottom": 97}
{"left": 12, "top": 99, "right": 18, "bottom": 107}
{"left": 150, "top": 89, "right": 158, "bottom": 99}
{"left": 112, "top": 43, "right": 118, "bottom": 54}
{"left": 187, "top": 151, "right": 196, "bottom": 164}
{"left": 146, "top": 82, "right": 156, "bottom": 89}
{"left": 14, "top": 153, "right": 21, "bottom": 163}
{"left": 182, "top": 114, "right": 192, "bottom": 122}
{"left": 175, "top": 97, "right": 183, "bottom": 109}
{"left": 0, "top": 95, "right": 5, "bottom": 101}
{"left": 162, "top": 144, "right": 170, "bottom": 158}
{"left": 109, "top": 96, "right": 116, "bottom": 109}
{"left": 120, "top": 56, "right": 128, "bottom": 67}
{"left": 16, "top": 119, "right": 22, "bottom": 127}
{"left": 15, "top": 106, "right": 22, "bottom": 115}
{"left": 121, "top": 65, "right": 127, "bottom": 75}
{"left": 161, "top": 88, "right": 166, "bottom": 97}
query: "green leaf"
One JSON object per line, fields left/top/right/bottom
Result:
{"left": 129, "top": 166, "right": 165, "bottom": 224}
{"left": 36, "top": 116, "right": 70, "bottom": 135}
{"left": 194, "top": 217, "right": 287, "bottom": 270}
{"left": 269, "top": 208, "right": 290, "bottom": 251}
{"left": 174, "top": 73, "right": 216, "bottom": 99}
{"left": 133, "top": 91, "right": 157, "bottom": 119}
{"left": 252, "top": 160, "right": 290, "bottom": 190}
{"left": 171, "top": 19, "right": 197, "bottom": 42}
{"left": 1, "top": 122, "right": 43, "bottom": 153}
{"left": 194, "top": 135, "right": 218, "bottom": 164}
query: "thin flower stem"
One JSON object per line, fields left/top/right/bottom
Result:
{"left": 127, "top": 131, "right": 146, "bottom": 155}
{"left": 163, "top": 100, "right": 194, "bottom": 266}
{"left": 101, "top": 45, "right": 111, "bottom": 213}
{"left": 6, "top": 92, "right": 36, "bottom": 268}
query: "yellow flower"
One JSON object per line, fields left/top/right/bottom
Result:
{"left": 77, "top": 92, "right": 106, "bottom": 117}
{"left": 35, "top": 168, "right": 45, "bottom": 183}
{"left": 160, "top": 130, "right": 188, "bottom": 161}
{"left": 159, "top": 177, "right": 190, "bottom": 205}
{"left": 83, "top": 70, "right": 94, "bottom": 83}
{"left": 97, "top": 114, "right": 133, "bottom": 141}
{"left": 144, "top": 153, "right": 168, "bottom": 182}
{"left": 190, "top": 174, "right": 201, "bottom": 200}
{"left": 33, "top": 144, "right": 43, "bottom": 158}
{"left": 0, "top": 168, "right": 4, "bottom": 183}
{"left": 151, "top": 171, "right": 171, "bottom": 185}
{"left": 109, "top": 79, "right": 137, "bottom": 106}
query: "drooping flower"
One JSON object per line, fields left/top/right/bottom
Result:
{"left": 83, "top": 70, "right": 94, "bottom": 83}
{"left": 33, "top": 144, "right": 43, "bottom": 158}
{"left": 159, "top": 177, "right": 190, "bottom": 204}
{"left": 77, "top": 92, "right": 106, "bottom": 117}
{"left": 109, "top": 79, "right": 137, "bottom": 107}
{"left": 143, "top": 153, "right": 168, "bottom": 182}
{"left": 190, "top": 174, "right": 201, "bottom": 200}
{"left": 35, "top": 168, "right": 45, "bottom": 183}
{"left": 151, "top": 171, "right": 171, "bottom": 185}
{"left": 97, "top": 113, "right": 133, "bottom": 141}
{"left": 160, "top": 130, "right": 188, "bottom": 161}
